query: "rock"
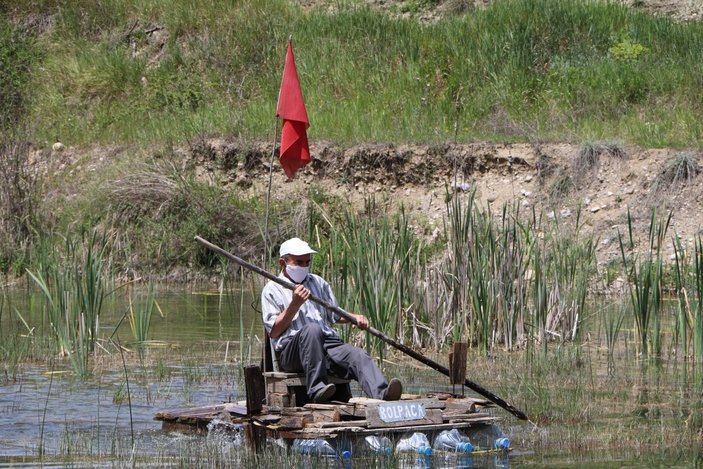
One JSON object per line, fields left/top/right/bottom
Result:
{"left": 590, "top": 206, "right": 600, "bottom": 213}
{"left": 524, "top": 174, "right": 533, "bottom": 182}
{"left": 560, "top": 209, "right": 572, "bottom": 218}
{"left": 52, "top": 142, "right": 65, "bottom": 152}
{"left": 487, "top": 195, "right": 497, "bottom": 203}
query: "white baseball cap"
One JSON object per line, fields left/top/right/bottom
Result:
{"left": 279, "top": 238, "right": 317, "bottom": 257}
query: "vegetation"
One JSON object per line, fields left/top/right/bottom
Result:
{"left": 0, "top": 17, "right": 40, "bottom": 273}
{"left": 27, "top": 230, "right": 112, "bottom": 377}
{"left": 0, "top": 0, "right": 702, "bottom": 275}
{"left": 3, "top": 1, "right": 703, "bottom": 466}
{"left": 0, "top": 0, "right": 700, "bottom": 149}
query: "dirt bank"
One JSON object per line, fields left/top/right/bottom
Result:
{"left": 46, "top": 139, "right": 703, "bottom": 273}
{"left": 204, "top": 139, "right": 702, "bottom": 267}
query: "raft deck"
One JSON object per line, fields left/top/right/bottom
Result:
{"left": 154, "top": 393, "right": 500, "bottom": 441}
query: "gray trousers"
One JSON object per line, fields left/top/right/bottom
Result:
{"left": 278, "top": 323, "right": 389, "bottom": 400}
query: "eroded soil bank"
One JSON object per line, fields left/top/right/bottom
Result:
{"left": 45, "top": 138, "right": 703, "bottom": 274}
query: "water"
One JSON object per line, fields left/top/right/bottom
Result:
{"left": 1, "top": 288, "right": 702, "bottom": 467}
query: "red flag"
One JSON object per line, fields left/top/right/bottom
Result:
{"left": 276, "top": 41, "right": 310, "bottom": 179}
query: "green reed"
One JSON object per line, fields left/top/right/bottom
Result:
{"left": 436, "top": 191, "right": 595, "bottom": 353}
{"left": 128, "top": 283, "right": 156, "bottom": 345}
{"left": 440, "top": 193, "right": 530, "bottom": 352}
{"left": 619, "top": 209, "right": 670, "bottom": 357}
{"left": 322, "top": 200, "right": 419, "bottom": 356}
{"left": 676, "top": 235, "right": 703, "bottom": 367}
{"left": 27, "top": 230, "right": 112, "bottom": 377}
{"left": 542, "top": 208, "right": 595, "bottom": 342}
{"left": 694, "top": 238, "right": 703, "bottom": 368}
{"left": 602, "top": 303, "right": 626, "bottom": 374}
{"left": 672, "top": 236, "right": 689, "bottom": 363}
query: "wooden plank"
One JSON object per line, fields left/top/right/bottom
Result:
{"left": 443, "top": 399, "right": 478, "bottom": 414}
{"left": 244, "top": 365, "right": 266, "bottom": 416}
{"left": 280, "top": 406, "right": 309, "bottom": 415}
{"left": 449, "top": 342, "right": 468, "bottom": 385}
{"left": 311, "top": 408, "right": 341, "bottom": 423}
{"left": 254, "top": 414, "right": 281, "bottom": 424}
{"left": 267, "top": 392, "right": 291, "bottom": 408}
{"left": 277, "top": 414, "right": 313, "bottom": 430}
{"left": 315, "top": 420, "right": 369, "bottom": 429}
{"left": 303, "top": 403, "right": 356, "bottom": 416}
{"left": 154, "top": 404, "right": 228, "bottom": 419}
{"left": 223, "top": 403, "right": 248, "bottom": 416}
{"left": 267, "top": 379, "right": 292, "bottom": 394}
{"left": 243, "top": 422, "right": 267, "bottom": 453}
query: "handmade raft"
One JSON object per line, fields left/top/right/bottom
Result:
{"left": 154, "top": 393, "right": 499, "bottom": 438}
{"left": 154, "top": 345, "right": 504, "bottom": 452}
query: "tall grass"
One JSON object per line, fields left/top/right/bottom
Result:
{"left": 321, "top": 200, "right": 419, "bottom": 356}
{"left": 602, "top": 302, "right": 626, "bottom": 374}
{"left": 27, "top": 230, "right": 112, "bottom": 377}
{"left": 128, "top": 283, "right": 157, "bottom": 345}
{"left": 309, "top": 190, "right": 595, "bottom": 355}
{"left": 619, "top": 209, "right": 670, "bottom": 358}
{"left": 15, "top": 0, "right": 703, "bottom": 146}
{"left": 431, "top": 192, "right": 594, "bottom": 353}
{"left": 673, "top": 234, "right": 703, "bottom": 370}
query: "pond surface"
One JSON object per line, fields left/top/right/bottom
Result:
{"left": 1, "top": 287, "right": 701, "bottom": 468}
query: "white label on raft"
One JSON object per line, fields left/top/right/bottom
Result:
{"left": 377, "top": 401, "right": 426, "bottom": 423}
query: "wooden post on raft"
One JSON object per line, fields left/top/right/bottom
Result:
{"left": 449, "top": 342, "right": 468, "bottom": 392}
{"left": 243, "top": 365, "right": 267, "bottom": 452}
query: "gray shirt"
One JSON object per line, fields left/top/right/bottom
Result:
{"left": 261, "top": 272, "right": 341, "bottom": 351}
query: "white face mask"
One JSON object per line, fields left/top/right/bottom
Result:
{"left": 286, "top": 265, "right": 309, "bottom": 283}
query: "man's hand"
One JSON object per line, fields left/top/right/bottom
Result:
{"left": 352, "top": 314, "right": 369, "bottom": 330}
{"left": 290, "top": 284, "right": 311, "bottom": 309}
{"left": 270, "top": 284, "right": 310, "bottom": 339}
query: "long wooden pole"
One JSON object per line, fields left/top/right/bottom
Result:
{"left": 195, "top": 236, "right": 529, "bottom": 421}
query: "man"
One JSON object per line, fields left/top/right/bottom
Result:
{"left": 261, "top": 237, "right": 402, "bottom": 404}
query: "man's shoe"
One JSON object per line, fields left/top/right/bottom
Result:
{"left": 383, "top": 378, "right": 402, "bottom": 401}
{"left": 313, "top": 383, "right": 336, "bottom": 403}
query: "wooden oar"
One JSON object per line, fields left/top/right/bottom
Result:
{"left": 195, "top": 236, "right": 529, "bottom": 421}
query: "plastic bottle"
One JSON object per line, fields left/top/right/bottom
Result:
{"left": 433, "top": 429, "right": 474, "bottom": 453}
{"left": 464, "top": 424, "right": 511, "bottom": 451}
{"left": 395, "top": 432, "right": 433, "bottom": 456}
{"left": 364, "top": 435, "right": 393, "bottom": 455}
{"left": 291, "top": 438, "right": 338, "bottom": 457}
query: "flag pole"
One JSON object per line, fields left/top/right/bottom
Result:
{"left": 263, "top": 36, "right": 291, "bottom": 263}
{"left": 263, "top": 117, "right": 279, "bottom": 262}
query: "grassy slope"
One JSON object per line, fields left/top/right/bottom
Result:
{"left": 10, "top": 0, "right": 703, "bottom": 148}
